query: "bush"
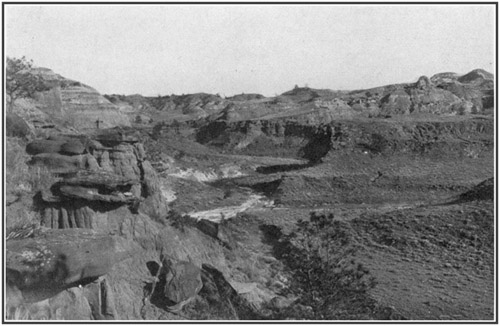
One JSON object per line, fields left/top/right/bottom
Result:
{"left": 267, "top": 212, "right": 379, "bottom": 320}
{"left": 167, "top": 210, "right": 197, "bottom": 232}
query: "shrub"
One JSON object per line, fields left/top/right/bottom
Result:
{"left": 267, "top": 212, "right": 379, "bottom": 320}
{"left": 167, "top": 210, "right": 196, "bottom": 232}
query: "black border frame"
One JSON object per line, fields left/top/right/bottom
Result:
{"left": 2, "top": 2, "right": 498, "bottom": 324}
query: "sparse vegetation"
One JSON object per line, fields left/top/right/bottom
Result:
{"left": 167, "top": 210, "right": 197, "bottom": 231}
{"left": 266, "top": 212, "right": 380, "bottom": 320}
{"left": 6, "top": 56, "right": 50, "bottom": 112}
{"left": 4, "top": 56, "right": 494, "bottom": 321}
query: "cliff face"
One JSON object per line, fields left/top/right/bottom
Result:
{"left": 195, "top": 117, "right": 494, "bottom": 162}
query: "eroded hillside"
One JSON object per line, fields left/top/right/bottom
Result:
{"left": 4, "top": 66, "right": 495, "bottom": 321}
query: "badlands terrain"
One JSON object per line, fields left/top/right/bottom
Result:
{"left": 4, "top": 66, "right": 495, "bottom": 320}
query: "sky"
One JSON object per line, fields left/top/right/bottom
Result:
{"left": 5, "top": 4, "right": 496, "bottom": 97}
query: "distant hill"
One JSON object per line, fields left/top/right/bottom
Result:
{"left": 10, "top": 67, "right": 130, "bottom": 133}
{"left": 13, "top": 67, "right": 491, "bottom": 133}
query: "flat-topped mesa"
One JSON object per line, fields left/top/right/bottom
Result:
{"left": 25, "top": 128, "right": 167, "bottom": 230}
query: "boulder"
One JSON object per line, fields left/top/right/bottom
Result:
{"left": 162, "top": 259, "right": 203, "bottom": 312}
{"left": 196, "top": 219, "right": 219, "bottom": 239}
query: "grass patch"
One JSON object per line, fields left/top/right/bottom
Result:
{"left": 261, "top": 212, "right": 405, "bottom": 320}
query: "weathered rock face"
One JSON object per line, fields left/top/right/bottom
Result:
{"left": 195, "top": 116, "right": 494, "bottom": 162}
{"left": 6, "top": 112, "right": 34, "bottom": 139}
{"left": 33, "top": 86, "right": 64, "bottom": 116}
{"left": 60, "top": 84, "right": 131, "bottom": 129}
{"left": 6, "top": 128, "right": 191, "bottom": 320}
{"left": 29, "top": 153, "right": 86, "bottom": 174}
{"left": 7, "top": 274, "right": 119, "bottom": 320}
{"left": 26, "top": 127, "right": 168, "bottom": 228}
{"left": 379, "top": 76, "right": 464, "bottom": 116}
{"left": 430, "top": 69, "right": 494, "bottom": 113}
{"left": 157, "top": 259, "right": 204, "bottom": 312}
{"left": 26, "top": 139, "right": 85, "bottom": 156}
{"left": 6, "top": 229, "right": 136, "bottom": 302}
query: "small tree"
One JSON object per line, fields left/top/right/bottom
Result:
{"left": 6, "top": 56, "right": 49, "bottom": 112}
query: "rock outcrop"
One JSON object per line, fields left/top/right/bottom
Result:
{"left": 26, "top": 127, "right": 167, "bottom": 228}
{"left": 379, "top": 76, "right": 464, "bottom": 116}
{"left": 6, "top": 128, "right": 176, "bottom": 320}
{"left": 430, "top": 69, "right": 494, "bottom": 113}
{"left": 195, "top": 116, "right": 494, "bottom": 162}
{"left": 157, "top": 259, "right": 203, "bottom": 312}
{"left": 6, "top": 229, "right": 136, "bottom": 302}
